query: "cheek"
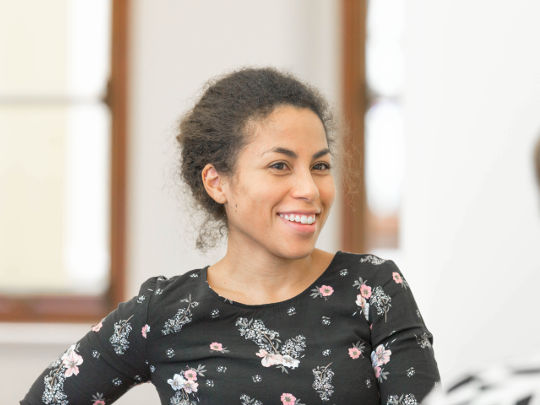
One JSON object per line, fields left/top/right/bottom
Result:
{"left": 236, "top": 182, "right": 281, "bottom": 213}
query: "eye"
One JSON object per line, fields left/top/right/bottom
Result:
{"left": 312, "top": 162, "right": 332, "bottom": 171}
{"left": 269, "top": 161, "right": 289, "bottom": 170}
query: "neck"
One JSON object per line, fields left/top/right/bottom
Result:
{"left": 207, "top": 240, "right": 326, "bottom": 303}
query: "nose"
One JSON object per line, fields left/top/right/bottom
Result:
{"left": 291, "top": 168, "right": 320, "bottom": 201}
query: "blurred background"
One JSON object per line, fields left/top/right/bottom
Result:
{"left": 1, "top": 0, "right": 540, "bottom": 402}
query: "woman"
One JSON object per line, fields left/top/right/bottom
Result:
{"left": 22, "top": 67, "right": 440, "bottom": 404}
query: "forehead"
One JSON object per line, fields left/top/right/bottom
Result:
{"left": 244, "top": 105, "right": 328, "bottom": 154}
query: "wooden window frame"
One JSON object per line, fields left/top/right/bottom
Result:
{"left": 0, "top": 0, "right": 129, "bottom": 323}
{"left": 341, "top": 0, "right": 401, "bottom": 252}
{"left": 341, "top": 0, "right": 368, "bottom": 253}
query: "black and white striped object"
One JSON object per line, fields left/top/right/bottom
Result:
{"left": 423, "top": 365, "right": 540, "bottom": 405}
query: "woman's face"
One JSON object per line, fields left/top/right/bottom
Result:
{"left": 221, "top": 104, "right": 335, "bottom": 259}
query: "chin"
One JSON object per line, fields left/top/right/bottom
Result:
{"left": 273, "top": 244, "right": 316, "bottom": 260}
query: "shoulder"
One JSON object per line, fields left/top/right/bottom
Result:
{"left": 337, "top": 250, "right": 391, "bottom": 265}
{"left": 138, "top": 267, "right": 209, "bottom": 325}
{"left": 144, "top": 267, "right": 203, "bottom": 292}
{"left": 336, "top": 251, "right": 403, "bottom": 283}
{"left": 136, "top": 267, "right": 206, "bottom": 302}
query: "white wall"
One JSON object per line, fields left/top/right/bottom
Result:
{"left": 401, "top": 0, "right": 540, "bottom": 382}
{"left": 5, "top": 1, "right": 341, "bottom": 403}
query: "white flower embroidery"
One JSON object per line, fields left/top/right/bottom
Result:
{"left": 109, "top": 315, "right": 134, "bottom": 355}
{"left": 42, "top": 344, "right": 83, "bottom": 405}
{"left": 162, "top": 294, "right": 199, "bottom": 335}
{"left": 167, "top": 374, "right": 187, "bottom": 391}
{"left": 359, "top": 254, "right": 387, "bottom": 265}
{"left": 236, "top": 317, "right": 306, "bottom": 374}
{"left": 312, "top": 363, "right": 335, "bottom": 401}
{"left": 387, "top": 394, "right": 418, "bottom": 405}
{"left": 240, "top": 394, "right": 263, "bottom": 405}
{"left": 167, "top": 364, "right": 206, "bottom": 404}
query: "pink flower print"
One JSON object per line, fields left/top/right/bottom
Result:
{"left": 209, "top": 342, "right": 223, "bottom": 351}
{"left": 166, "top": 373, "right": 198, "bottom": 392}
{"left": 311, "top": 285, "right": 334, "bottom": 300}
{"left": 371, "top": 344, "right": 392, "bottom": 367}
{"left": 349, "top": 340, "right": 366, "bottom": 360}
{"left": 183, "top": 379, "right": 199, "bottom": 393}
{"left": 91, "top": 321, "right": 103, "bottom": 332}
{"left": 360, "top": 284, "right": 372, "bottom": 299}
{"left": 62, "top": 349, "right": 83, "bottom": 377}
{"left": 355, "top": 294, "right": 366, "bottom": 308}
{"left": 91, "top": 393, "right": 106, "bottom": 405}
{"left": 141, "top": 324, "right": 150, "bottom": 338}
{"left": 374, "top": 366, "right": 381, "bottom": 379}
{"left": 319, "top": 285, "right": 334, "bottom": 297}
{"left": 348, "top": 347, "right": 362, "bottom": 359}
{"left": 209, "top": 341, "right": 230, "bottom": 353}
{"left": 184, "top": 368, "right": 197, "bottom": 381}
{"left": 256, "top": 349, "right": 283, "bottom": 367}
{"left": 355, "top": 293, "right": 370, "bottom": 322}
{"left": 281, "top": 393, "right": 297, "bottom": 405}
{"left": 392, "top": 271, "right": 403, "bottom": 284}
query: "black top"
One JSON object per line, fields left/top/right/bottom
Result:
{"left": 21, "top": 251, "right": 440, "bottom": 405}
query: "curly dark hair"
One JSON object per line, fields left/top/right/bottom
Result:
{"left": 176, "top": 67, "right": 342, "bottom": 251}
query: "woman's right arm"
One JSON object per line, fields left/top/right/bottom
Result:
{"left": 20, "top": 277, "right": 158, "bottom": 405}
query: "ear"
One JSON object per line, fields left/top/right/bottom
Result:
{"left": 201, "top": 163, "right": 228, "bottom": 204}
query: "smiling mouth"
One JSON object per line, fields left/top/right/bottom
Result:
{"left": 278, "top": 213, "right": 317, "bottom": 225}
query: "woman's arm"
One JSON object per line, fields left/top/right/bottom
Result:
{"left": 366, "top": 259, "right": 440, "bottom": 404}
{"left": 20, "top": 277, "right": 158, "bottom": 404}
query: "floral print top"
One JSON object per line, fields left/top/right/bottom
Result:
{"left": 21, "top": 251, "right": 440, "bottom": 405}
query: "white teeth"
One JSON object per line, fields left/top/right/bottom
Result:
{"left": 279, "top": 213, "right": 316, "bottom": 224}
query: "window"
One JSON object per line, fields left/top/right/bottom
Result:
{"left": 341, "top": 0, "right": 404, "bottom": 255}
{"left": 0, "top": 0, "right": 128, "bottom": 322}
{"left": 364, "top": 0, "right": 404, "bottom": 254}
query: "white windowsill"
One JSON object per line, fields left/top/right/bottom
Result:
{"left": 0, "top": 322, "right": 91, "bottom": 345}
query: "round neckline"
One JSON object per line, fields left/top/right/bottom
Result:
{"left": 200, "top": 250, "right": 343, "bottom": 309}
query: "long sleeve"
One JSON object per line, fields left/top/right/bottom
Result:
{"left": 365, "top": 259, "right": 440, "bottom": 404}
{"left": 21, "top": 277, "right": 158, "bottom": 405}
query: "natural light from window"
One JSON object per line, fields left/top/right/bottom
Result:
{"left": 0, "top": 0, "right": 111, "bottom": 294}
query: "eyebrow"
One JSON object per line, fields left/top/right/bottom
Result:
{"left": 262, "top": 147, "right": 331, "bottom": 160}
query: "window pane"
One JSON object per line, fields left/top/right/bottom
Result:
{"left": 0, "top": 0, "right": 110, "bottom": 98}
{"left": 365, "top": 100, "right": 404, "bottom": 217}
{"left": 0, "top": 105, "right": 110, "bottom": 295}
{"left": 367, "top": 0, "right": 404, "bottom": 40}
{"left": 366, "top": 38, "right": 403, "bottom": 96}
{"left": 365, "top": 0, "right": 405, "bottom": 253}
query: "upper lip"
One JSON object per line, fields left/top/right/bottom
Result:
{"left": 278, "top": 211, "right": 320, "bottom": 216}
